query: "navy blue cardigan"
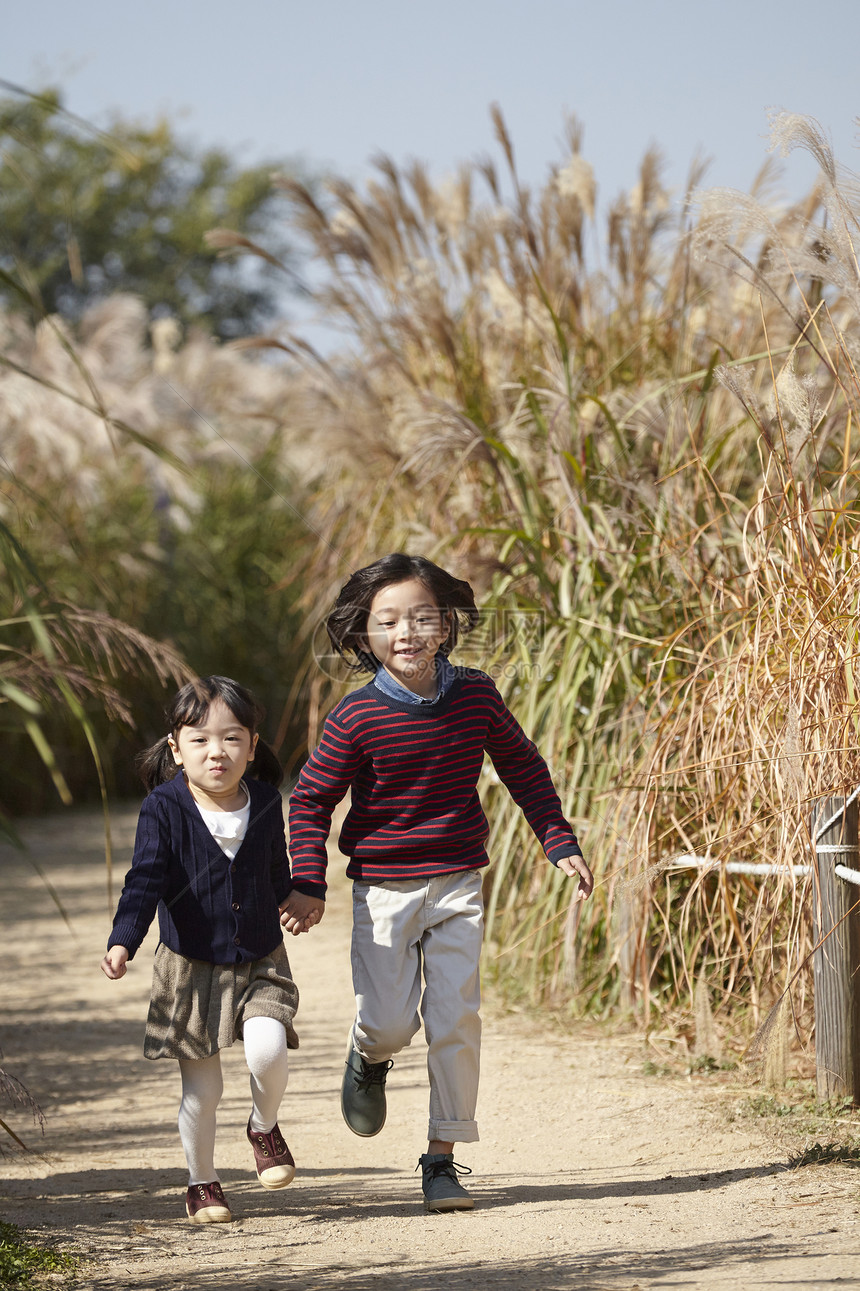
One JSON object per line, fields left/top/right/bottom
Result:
{"left": 108, "top": 774, "right": 292, "bottom": 964}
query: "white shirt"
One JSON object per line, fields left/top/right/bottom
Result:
{"left": 194, "top": 783, "right": 250, "bottom": 860}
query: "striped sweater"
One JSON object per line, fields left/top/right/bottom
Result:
{"left": 288, "top": 669, "right": 580, "bottom": 897}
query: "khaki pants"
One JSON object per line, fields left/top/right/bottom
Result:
{"left": 350, "top": 868, "right": 484, "bottom": 1143}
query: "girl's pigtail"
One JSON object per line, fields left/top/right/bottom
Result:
{"left": 249, "top": 738, "right": 283, "bottom": 788}
{"left": 135, "top": 737, "right": 178, "bottom": 793}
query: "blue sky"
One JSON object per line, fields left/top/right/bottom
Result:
{"left": 5, "top": 0, "right": 859, "bottom": 209}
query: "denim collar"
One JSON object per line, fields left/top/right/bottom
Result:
{"left": 373, "top": 654, "right": 455, "bottom": 705}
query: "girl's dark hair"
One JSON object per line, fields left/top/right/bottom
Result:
{"left": 137, "top": 675, "right": 283, "bottom": 792}
{"left": 327, "top": 553, "right": 479, "bottom": 674}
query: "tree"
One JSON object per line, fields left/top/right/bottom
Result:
{"left": 0, "top": 86, "right": 303, "bottom": 339}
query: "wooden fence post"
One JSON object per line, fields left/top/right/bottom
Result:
{"left": 811, "top": 796, "right": 860, "bottom": 1104}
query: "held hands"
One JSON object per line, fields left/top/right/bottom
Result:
{"left": 280, "top": 891, "right": 326, "bottom": 936}
{"left": 100, "top": 945, "right": 130, "bottom": 979}
{"left": 557, "top": 853, "right": 594, "bottom": 901}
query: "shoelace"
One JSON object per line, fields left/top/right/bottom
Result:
{"left": 418, "top": 1159, "right": 472, "bottom": 1181}
{"left": 352, "top": 1057, "right": 394, "bottom": 1092}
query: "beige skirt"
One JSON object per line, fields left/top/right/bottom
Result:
{"left": 143, "top": 941, "right": 299, "bottom": 1061}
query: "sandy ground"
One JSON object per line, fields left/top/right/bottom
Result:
{"left": 1, "top": 806, "right": 859, "bottom": 1291}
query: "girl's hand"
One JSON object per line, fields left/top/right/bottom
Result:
{"left": 279, "top": 892, "right": 326, "bottom": 936}
{"left": 558, "top": 853, "right": 594, "bottom": 901}
{"left": 101, "top": 946, "right": 130, "bottom": 979}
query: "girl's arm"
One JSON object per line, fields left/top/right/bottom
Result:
{"left": 265, "top": 788, "right": 325, "bottom": 933}
{"left": 279, "top": 891, "right": 325, "bottom": 935}
{"left": 106, "top": 796, "right": 172, "bottom": 960}
{"left": 100, "top": 945, "right": 129, "bottom": 979}
{"left": 268, "top": 789, "right": 292, "bottom": 902}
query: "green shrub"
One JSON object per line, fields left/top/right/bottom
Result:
{"left": 0, "top": 1220, "right": 78, "bottom": 1288}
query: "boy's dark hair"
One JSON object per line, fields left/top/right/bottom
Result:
{"left": 327, "top": 553, "right": 479, "bottom": 674}
{"left": 136, "top": 675, "right": 283, "bottom": 791}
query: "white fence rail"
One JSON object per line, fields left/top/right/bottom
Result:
{"left": 665, "top": 797, "right": 860, "bottom": 1103}
{"left": 668, "top": 856, "right": 860, "bottom": 885}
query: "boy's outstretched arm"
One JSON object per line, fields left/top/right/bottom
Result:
{"left": 557, "top": 853, "right": 594, "bottom": 901}
{"left": 280, "top": 891, "right": 326, "bottom": 935}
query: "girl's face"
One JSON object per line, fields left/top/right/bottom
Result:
{"left": 168, "top": 698, "right": 258, "bottom": 808}
{"left": 366, "top": 577, "right": 449, "bottom": 698}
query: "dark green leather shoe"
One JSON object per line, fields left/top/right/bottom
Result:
{"left": 417, "top": 1153, "right": 474, "bottom": 1211}
{"left": 340, "top": 1041, "right": 394, "bottom": 1137}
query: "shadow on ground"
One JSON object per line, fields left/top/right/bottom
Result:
{"left": 63, "top": 1232, "right": 806, "bottom": 1291}
{"left": 1, "top": 1158, "right": 789, "bottom": 1225}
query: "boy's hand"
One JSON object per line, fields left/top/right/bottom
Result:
{"left": 280, "top": 891, "right": 326, "bottom": 936}
{"left": 558, "top": 853, "right": 594, "bottom": 901}
{"left": 101, "top": 946, "right": 129, "bottom": 979}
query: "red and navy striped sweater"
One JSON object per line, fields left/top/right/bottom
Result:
{"left": 288, "top": 669, "right": 580, "bottom": 897}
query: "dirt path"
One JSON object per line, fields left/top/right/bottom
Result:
{"left": 1, "top": 807, "right": 858, "bottom": 1290}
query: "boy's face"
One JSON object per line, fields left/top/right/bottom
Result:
{"left": 366, "top": 577, "right": 449, "bottom": 699}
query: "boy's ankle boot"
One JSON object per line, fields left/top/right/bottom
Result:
{"left": 417, "top": 1153, "right": 475, "bottom": 1212}
{"left": 340, "top": 1038, "right": 393, "bottom": 1137}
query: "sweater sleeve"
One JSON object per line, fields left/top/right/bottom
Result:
{"left": 288, "top": 707, "right": 365, "bottom": 898}
{"left": 267, "top": 790, "right": 292, "bottom": 905}
{"left": 483, "top": 681, "right": 582, "bottom": 864}
{"left": 107, "top": 794, "right": 171, "bottom": 958}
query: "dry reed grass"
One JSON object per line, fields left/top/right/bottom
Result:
{"left": 0, "top": 292, "right": 313, "bottom": 812}
{"left": 616, "top": 114, "right": 860, "bottom": 1051}
{"left": 236, "top": 107, "right": 860, "bottom": 1052}
{"left": 7, "top": 104, "right": 860, "bottom": 1054}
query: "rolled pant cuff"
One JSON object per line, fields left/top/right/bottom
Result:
{"left": 428, "top": 1120, "right": 479, "bottom": 1143}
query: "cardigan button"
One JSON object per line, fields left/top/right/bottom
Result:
{"left": 230, "top": 864, "right": 237, "bottom": 873}
{"left": 233, "top": 936, "right": 241, "bottom": 945}
{"left": 232, "top": 902, "right": 240, "bottom": 911}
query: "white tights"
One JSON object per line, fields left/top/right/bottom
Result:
{"left": 177, "top": 1016, "right": 290, "bottom": 1185}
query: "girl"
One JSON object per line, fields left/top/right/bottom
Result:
{"left": 101, "top": 676, "right": 302, "bottom": 1225}
{"left": 282, "top": 554, "right": 593, "bottom": 1212}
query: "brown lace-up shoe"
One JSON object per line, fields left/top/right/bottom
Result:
{"left": 246, "top": 1118, "right": 296, "bottom": 1189}
{"left": 185, "top": 1180, "right": 232, "bottom": 1223}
